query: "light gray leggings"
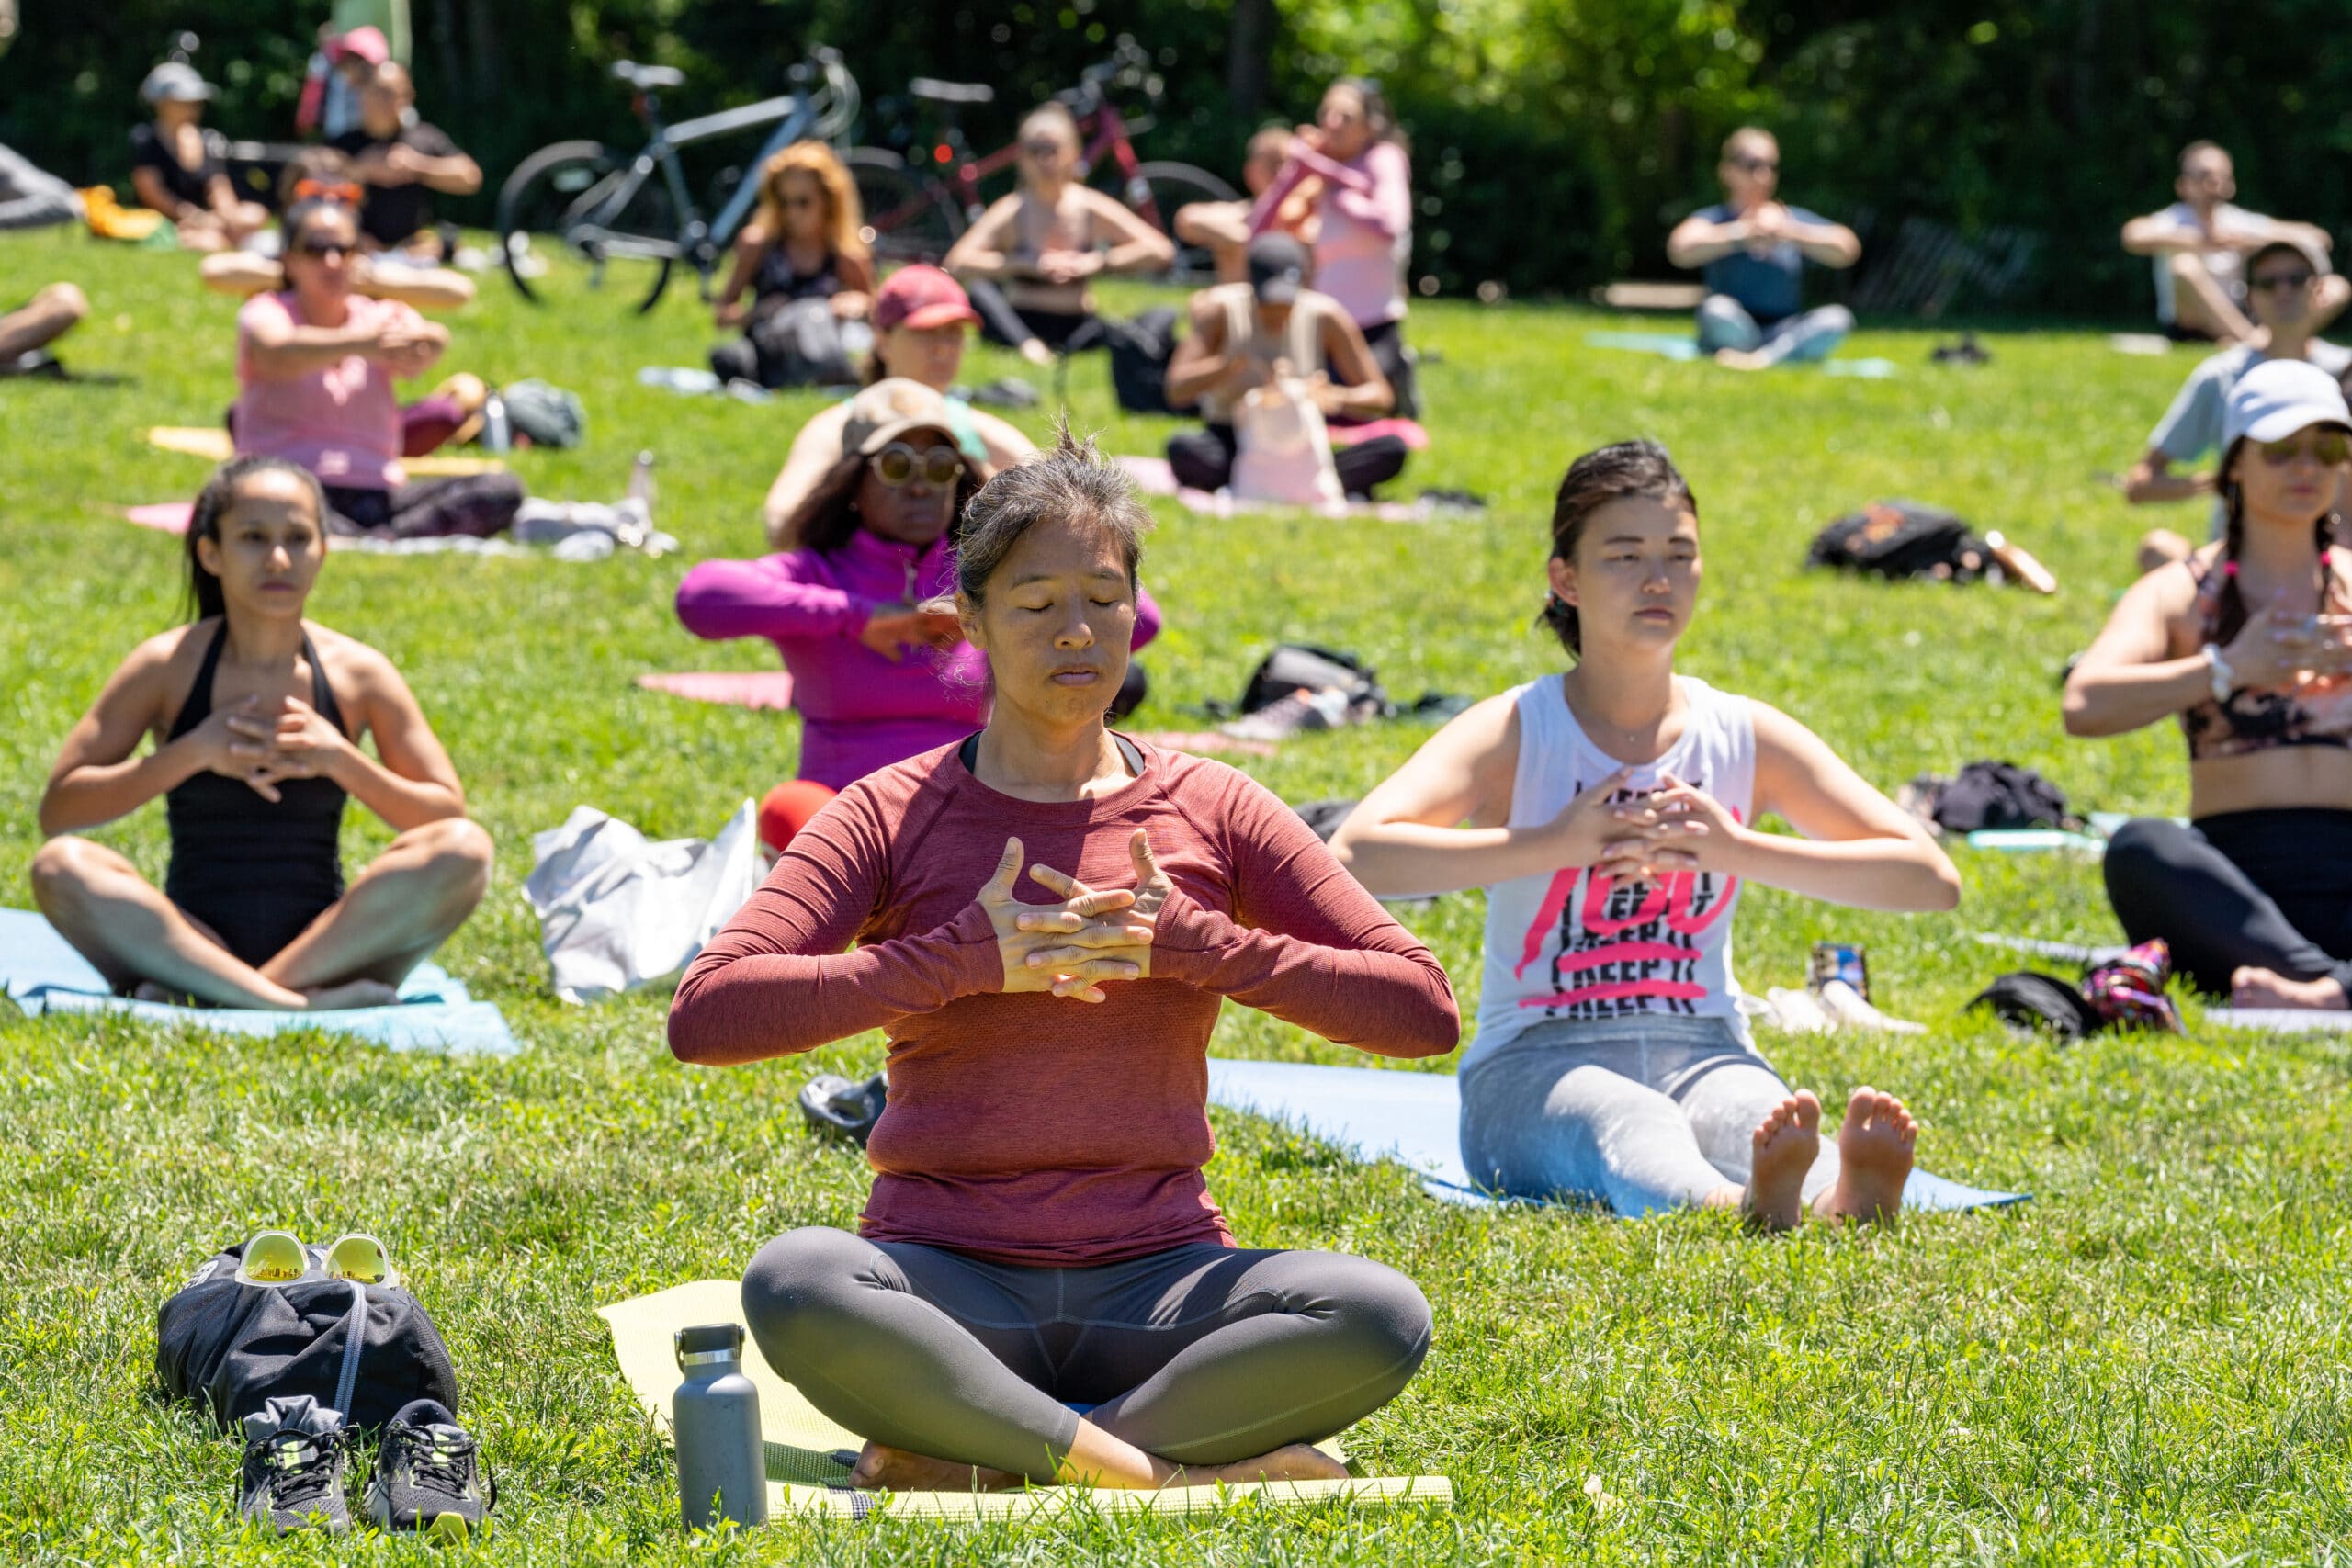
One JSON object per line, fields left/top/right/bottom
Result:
{"left": 742, "top": 1228, "right": 1432, "bottom": 1483}
{"left": 1458, "top": 1014, "right": 1842, "bottom": 1215}
{"left": 1697, "top": 295, "right": 1855, "bottom": 366}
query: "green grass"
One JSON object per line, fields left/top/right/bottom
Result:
{"left": 4, "top": 229, "right": 2350, "bottom": 1565}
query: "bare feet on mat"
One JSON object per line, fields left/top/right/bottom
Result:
{"left": 1813, "top": 1086, "right": 1916, "bottom": 1224}
{"left": 302, "top": 978, "right": 402, "bottom": 1011}
{"left": 1018, "top": 338, "right": 1056, "bottom": 368}
{"left": 1742, "top": 1090, "right": 1821, "bottom": 1232}
{"left": 1189, "top": 1443, "right": 1350, "bottom": 1486}
{"left": 1713, "top": 347, "right": 1770, "bottom": 371}
{"left": 2229, "top": 966, "right": 2349, "bottom": 1011}
{"left": 849, "top": 1441, "right": 1025, "bottom": 1492}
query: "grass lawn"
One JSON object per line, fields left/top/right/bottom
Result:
{"left": 4, "top": 229, "right": 2349, "bottom": 1565}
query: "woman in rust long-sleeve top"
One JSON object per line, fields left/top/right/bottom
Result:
{"left": 671, "top": 427, "right": 1457, "bottom": 1495}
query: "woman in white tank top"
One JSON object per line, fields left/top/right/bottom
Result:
{"left": 1331, "top": 441, "right": 1960, "bottom": 1229}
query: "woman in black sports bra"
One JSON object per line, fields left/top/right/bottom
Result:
{"left": 2066, "top": 359, "right": 2352, "bottom": 1012}
{"left": 31, "top": 456, "right": 492, "bottom": 1010}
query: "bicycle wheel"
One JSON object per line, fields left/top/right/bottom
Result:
{"left": 848, "top": 147, "right": 961, "bottom": 265}
{"left": 1116, "top": 162, "right": 1239, "bottom": 283}
{"left": 497, "top": 140, "right": 677, "bottom": 310}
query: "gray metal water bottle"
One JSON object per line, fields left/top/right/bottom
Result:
{"left": 673, "top": 1323, "right": 766, "bottom": 1530}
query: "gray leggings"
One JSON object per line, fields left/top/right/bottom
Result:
{"left": 1458, "top": 1014, "right": 1841, "bottom": 1215}
{"left": 1697, "top": 295, "right": 1855, "bottom": 366}
{"left": 742, "top": 1227, "right": 1432, "bottom": 1483}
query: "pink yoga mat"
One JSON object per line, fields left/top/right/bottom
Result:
{"left": 126, "top": 502, "right": 193, "bottom": 534}
{"left": 636, "top": 671, "right": 797, "bottom": 709}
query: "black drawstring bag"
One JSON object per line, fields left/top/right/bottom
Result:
{"left": 156, "top": 1242, "right": 458, "bottom": 1433}
{"left": 1969, "top": 971, "right": 2104, "bottom": 1040}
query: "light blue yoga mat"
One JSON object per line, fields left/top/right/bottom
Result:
{"left": 1583, "top": 330, "right": 1898, "bottom": 378}
{"left": 1205, "top": 1057, "right": 2027, "bottom": 1213}
{"left": 0, "top": 909, "right": 518, "bottom": 1055}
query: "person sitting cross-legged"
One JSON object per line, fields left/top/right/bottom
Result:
{"left": 1162, "top": 233, "right": 1408, "bottom": 498}
{"left": 31, "top": 456, "right": 492, "bottom": 1010}
{"left": 2121, "top": 141, "right": 2348, "bottom": 347}
{"left": 671, "top": 428, "right": 1456, "bottom": 1492}
{"left": 1666, "top": 127, "right": 1860, "bottom": 371}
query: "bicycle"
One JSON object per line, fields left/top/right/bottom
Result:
{"left": 496, "top": 49, "right": 860, "bottom": 313}
{"left": 847, "top": 38, "right": 1237, "bottom": 282}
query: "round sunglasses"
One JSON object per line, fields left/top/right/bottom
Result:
{"left": 872, "top": 442, "right": 964, "bottom": 488}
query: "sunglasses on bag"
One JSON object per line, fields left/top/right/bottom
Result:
{"left": 2256, "top": 430, "right": 2352, "bottom": 466}
{"left": 872, "top": 442, "right": 964, "bottom": 488}
{"left": 233, "top": 1230, "right": 399, "bottom": 1288}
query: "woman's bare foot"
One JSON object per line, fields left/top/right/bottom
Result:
{"left": 2229, "top": 966, "right": 2349, "bottom": 1011}
{"left": 1017, "top": 338, "right": 1056, "bottom": 368}
{"left": 1813, "top": 1087, "right": 1916, "bottom": 1224}
{"left": 1742, "top": 1090, "right": 1821, "bottom": 1232}
{"left": 302, "top": 978, "right": 401, "bottom": 1011}
{"left": 849, "top": 1441, "right": 1025, "bottom": 1492}
{"left": 1184, "top": 1443, "right": 1350, "bottom": 1487}
{"left": 1714, "top": 347, "right": 1770, "bottom": 371}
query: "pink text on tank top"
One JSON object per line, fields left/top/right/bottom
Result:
{"left": 1467, "top": 675, "right": 1757, "bottom": 1065}
{"left": 1510, "top": 784, "right": 1744, "bottom": 1012}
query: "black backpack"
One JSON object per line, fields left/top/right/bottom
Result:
{"left": 156, "top": 1242, "right": 459, "bottom": 1433}
{"left": 1807, "top": 500, "right": 1990, "bottom": 581}
{"left": 1102, "top": 307, "right": 1183, "bottom": 414}
{"left": 1237, "top": 643, "right": 1391, "bottom": 718}
{"left": 1911, "top": 760, "right": 2075, "bottom": 833}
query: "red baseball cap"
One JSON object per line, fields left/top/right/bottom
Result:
{"left": 326, "top": 26, "right": 390, "bottom": 65}
{"left": 873, "top": 265, "right": 980, "bottom": 333}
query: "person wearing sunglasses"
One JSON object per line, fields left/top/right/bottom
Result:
{"left": 708, "top": 141, "right": 876, "bottom": 388}
{"left": 679, "top": 379, "right": 1159, "bottom": 848}
{"left": 2068, "top": 360, "right": 2352, "bottom": 1013}
{"left": 2121, "top": 141, "right": 2347, "bottom": 347}
{"left": 672, "top": 428, "right": 1453, "bottom": 1495}
{"left": 2126, "top": 238, "right": 2352, "bottom": 570}
{"left": 944, "top": 104, "right": 1176, "bottom": 368}
{"left": 232, "top": 194, "right": 522, "bottom": 538}
{"left": 329, "top": 62, "right": 481, "bottom": 264}
{"left": 130, "top": 62, "right": 269, "bottom": 253}
{"left": 1666, "top": 127, "right": 1860, "bottom": 371}
{"left": 30, "top": 455, "right": 492, "bottom": 1010}
{"left": 760, "top": 266, "right": 1036, "bottom": 547}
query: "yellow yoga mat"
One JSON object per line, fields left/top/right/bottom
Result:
{"left": 597, "top": 1279, "right": 1453, "bottom": 1522}
{"left": 143, "top": 426, "right": 507, "bottom": 477}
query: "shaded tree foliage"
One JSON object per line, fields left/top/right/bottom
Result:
{"left": 2, "top": 0, "right": 2342, "bottom": 314}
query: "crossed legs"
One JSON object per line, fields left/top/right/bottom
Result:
{"left": 0, "top": 282, "right": 88, "bottom": 363}
{"left": 29, "top": 818, "right": 492, "bottom": 1010}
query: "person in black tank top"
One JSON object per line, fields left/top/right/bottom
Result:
{"left": 708, "top": 143, "right": 876, "bottom": 389}
{"left": 31, "top": 457, "right": 493, "bottom": 1010}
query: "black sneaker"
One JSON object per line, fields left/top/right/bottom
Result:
{"left": 365, "top": 1398, "right": 493, "bottom": 1541}
{"left": 238, "top": 1396, "right": 352, "bottom": 1537}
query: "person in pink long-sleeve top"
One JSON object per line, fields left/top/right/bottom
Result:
{"left": 1250, "top": 78, "right": 1418, "bottom": 415}
{"left": 673, "top": 379, "right": 1159, "bottom": 843}
{"left": 670, "top": 429, "right": 1456, "bottom": 1496}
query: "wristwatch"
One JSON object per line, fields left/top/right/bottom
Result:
{"left": 2201, "top": 642, "right": 2234, "bottom": 704}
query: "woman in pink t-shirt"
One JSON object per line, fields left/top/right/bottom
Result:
{"left": 1250, "top": 78, "right": 1418, "bottom": 414}
{"left": 233, "top": 193, "right": 520, "bottom": 538}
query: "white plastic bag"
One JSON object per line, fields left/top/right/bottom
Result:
{"left": 1231, "top": 366, "right": 1344, "bottom": 509}
{"left": 523, "top": 800, "right": 760, "bottom": 1003}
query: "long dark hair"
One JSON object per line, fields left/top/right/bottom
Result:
{"left": 185, "top": 456, "right": 328, "bottom": 623}
{"left": 1540, "top": 440, "right": 1698, "bottom": 659}
{"left": 2211, "top": 433, "right": 2343, "bottom": 644}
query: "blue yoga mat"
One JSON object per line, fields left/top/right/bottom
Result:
{"left": 1205, "top": 1057, "right": 2027, "bottom": 1213}
{"left": 0, "top": 908, "right": 518, "bottom": 1056}
{"left": 1583, "top": 330, "right": 1898, "bottom": 378}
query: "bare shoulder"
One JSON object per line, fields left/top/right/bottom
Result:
{"left": 303, "top": 622, "right": 405, "bottom": 698}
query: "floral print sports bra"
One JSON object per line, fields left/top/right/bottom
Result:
{"left": 2181, "top": 547, "right": 2352, "bottom": 760}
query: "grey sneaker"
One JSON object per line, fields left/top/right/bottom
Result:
{"left": 365, "top": 1398, "right": 492, "bottom": 1541}
{"left": 238, "top": 1396, "right": 351, "bottom": 1537}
